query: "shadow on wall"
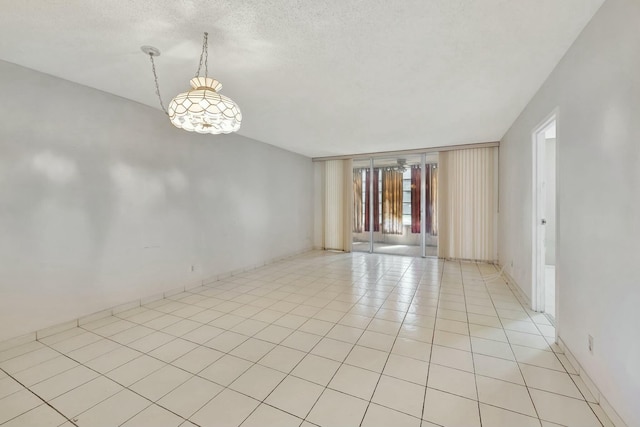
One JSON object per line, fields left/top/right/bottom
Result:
{"left": 2, "top": 143, "right": 199, "bottom": 288}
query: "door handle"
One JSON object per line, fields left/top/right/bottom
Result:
{"left": 541, "top": 219, "right": 547, "bottom": 225}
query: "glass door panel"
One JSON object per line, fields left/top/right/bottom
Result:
{"left": 372, "top": 155, "right": 422, "bottom": 256}
{"left": 424, "top": 153, "right": 439, "bottom": 257}
{"left": 352, "top": 159, "right": 371, "bottom": 253}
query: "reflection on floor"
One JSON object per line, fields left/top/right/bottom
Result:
{"left": 545, "top": 265, "right": 556, "bottom": 321}
{"left": 0, "top": 251, "right": 609, "bottom": 427}
{"left": 353, "top": 242, "right": 438, "bottom": 257}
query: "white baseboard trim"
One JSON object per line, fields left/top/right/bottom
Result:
{"left": 0, "top": 332, "right": 36, "bottom": 353}
{"left": 499, "top": 263, "right": 626, "bottom": 427}
{"left": 0, "top": 247, "right": 314, "bottom": 353}
{"left": 501, "top": 268, "right": 533, "bottom": 308}
{"left": 36, "top": 320, "right": 78, "bottom": 340}
{"left": 557, "top": 338, "right": 628, "bottom": 427}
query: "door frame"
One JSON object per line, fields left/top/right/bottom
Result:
{"left": 531, "top": 110, "right": 558, "bottom": 316}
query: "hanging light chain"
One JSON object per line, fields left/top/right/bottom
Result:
{"left": 148, "top": 53, "right": 168, "bottom": 115}
{"left": 195, "top": 32, "right": 209, "bottom": 78}
{"left": 205, "top": 32, "right": 209, "bottom": 78}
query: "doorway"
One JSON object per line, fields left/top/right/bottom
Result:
{"left": 533, "top": 115, "right": 557, "bottom": 321}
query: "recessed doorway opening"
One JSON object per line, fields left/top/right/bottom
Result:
{"left": 532, "top": 114, "right": 557, "bottom": 322}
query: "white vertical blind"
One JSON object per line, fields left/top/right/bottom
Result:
{"left": 438, "top": 147, "right": 497, "bottom": 261}
{"left": 323, "top": 159, "right": 353, "bottom": 251}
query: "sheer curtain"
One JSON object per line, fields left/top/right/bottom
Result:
{"left": 428, "top": 165, "right": 438, "bottom": 235}
{"left": 364, "top": 168, "right": 380, "bottom": 232}
{"left": 411, "top": 166, "right": 421, "bottom": 234}
{"left": 382, "top": 169, "right": 403, "bottom": 235}
{"left": 438, "top": 147, "right": 497, "bottom": 261}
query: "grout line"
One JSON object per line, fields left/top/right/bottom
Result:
{"left": 0, "top": 252, "right": 603, "bottom": 427}
{"left": 353, "top": 257, "right": 425, "bottom": 426}
{"left": 238, "top": 256, "right": 415, "bottom": 425}
{"left": 490, "top": 266, "right": 605, "bottom": 426}
{"left": 466, "top": 261, "right": 483, "bottom": 427}
{"left": 480, "top": 262, "right": 544, "bottom": 422}
{"left": 76, "top": 256, "right": 390, "bottom": 425}
{"left": 37, "top": 339, "right": 197, "bottom": 427}
{"left": 0, "top": 367, "right": 79, "bottom": 427}
{"left": 419, "top": 257, "right": 446, "bottom": 425}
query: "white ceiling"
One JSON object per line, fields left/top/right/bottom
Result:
{"left": 0, "top": 0, "right": 603, "bottom": 158}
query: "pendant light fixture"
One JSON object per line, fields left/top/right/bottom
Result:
{"left": 142, "top": 32, "right": 242, "bottom": 134}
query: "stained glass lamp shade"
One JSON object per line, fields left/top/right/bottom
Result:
{"left": 168, "top": 77, "right": 242, "bottom": 134}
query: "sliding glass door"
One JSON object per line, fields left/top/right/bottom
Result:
{"left": 423, "top": 154, "right": 439, "bottom": 257}
{"left": 352, "top": 155, "right": 438, "bottom": 257}
{"left": 352, "top": 159, "right": 371, "bottom": 253}
{"left": 369, "top": 156, "right": 421, "bottom": 256}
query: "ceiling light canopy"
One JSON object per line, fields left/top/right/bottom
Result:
{"left": 143, "top": 32, "right": 242, "bottom": 135}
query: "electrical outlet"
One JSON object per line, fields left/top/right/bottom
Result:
{"left": 588, "top": 335, "right": 594, "bottom": 354}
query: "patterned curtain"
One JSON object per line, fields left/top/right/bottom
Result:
{"left": 364, "top": 169, "right": 380, "bottom": 232}
{"left": 411, "top": 166, "right": 421, "bottom": 233}
{"left": 382, "top": 169, "right": 403, "bottom": 235}
{"left": 353, "top": 169, "right": 363, "bottom": 233}
{"left": 425, "top": 165, "right": 432, "bottom": 235}
{"left": 429, "top": 165, "right": 438, "bottom": 235}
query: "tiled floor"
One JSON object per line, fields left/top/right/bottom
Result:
{"left": 545, "top": 265, "right": 556, "bottom": 321}
{"left": 352, "top": 242, "right": 438, "bottom": 257}
{"left": 0, "top": 251, "right": 611, "bottom": 427}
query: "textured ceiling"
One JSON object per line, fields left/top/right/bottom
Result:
{"left": 0, "top": 0, "right": 604, "bottom": 157}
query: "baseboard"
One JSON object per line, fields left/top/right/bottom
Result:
{"left": 0, "top": 332, "right": 36, "bottom": 353}
{"left": 501, "top": 268, "right": 533, "bottom": 309}
{"left": 201, "top": 247, "right": 313, "bottom": 285}
{"left": 0, "top": 246, "right": 313, "bottom": 352}
{"left": 445, "top": 257, "right": 499, "bottom": 264}
{"left": 499, "top": 264, "right": 626, "bottom": 427}
{"left": 557, "top": 338, "right": 628, "bottom": 427}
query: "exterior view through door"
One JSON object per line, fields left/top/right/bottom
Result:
{"left": 352, "top": 154, "right": 439, "bottom": 257}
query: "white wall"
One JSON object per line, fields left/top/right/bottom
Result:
{"left": 499, "top": 0, "right": 640, "bottom": 424}
{"left": 0, "top": 60, "right": 313, "bottom": 342}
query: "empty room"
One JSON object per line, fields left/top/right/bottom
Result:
{"left": 0, "top": 0, "right": 638, "bottom": 426}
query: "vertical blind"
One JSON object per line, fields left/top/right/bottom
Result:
{"left": 438, "top": 147, "right": 497, "bottom": 261}
{"left": 324, "top": 159, "right": 353, "bottom": 251}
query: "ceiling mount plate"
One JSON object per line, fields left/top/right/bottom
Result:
{"left": 141, "top": 45, "right": 161, "bottom": 56}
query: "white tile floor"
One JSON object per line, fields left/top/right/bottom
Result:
{"left": 545, "top": 265, "right": 556, "bottom": 321}
{"left": 352, "top": 242, "right": 438, "bottom": 258}
{"left": 0, "top": 251, "right": 612, "bottom": 427}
